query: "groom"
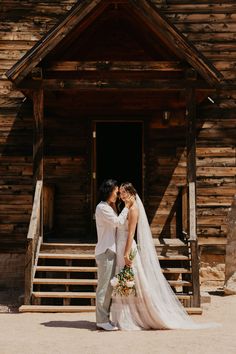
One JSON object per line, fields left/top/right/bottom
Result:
{"left": 95, "top": 179, "right": 130, "bottom": 331}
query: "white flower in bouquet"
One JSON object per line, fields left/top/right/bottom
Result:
{"left": 110, "top": 248, "right": 137, "bottom": 297}
{"left": 110, "top": 277, "right": 119, "bottom": 287}
{"left": 126, "top": 280, "right": 135, "bottom": 288}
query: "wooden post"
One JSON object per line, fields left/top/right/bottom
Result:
{"left": 186, "top": 87, "right": 200, "bottom": 307}
{"left": 33, "top": 88, "right": 44, "bottom": 239}
{"left": 25, "top": 89, "right": 44, "bottom": 304}
{"left": 186, "top": 87, "right": 197, "bottom": 241}
{"left": 43, "top": 184, "right": 55, "bottom": 233}
{"left": 181, "top": 185, "right": 188, "bottom": 238}
{"left": 33, "top": 88, "right": 44, "bottom": 183}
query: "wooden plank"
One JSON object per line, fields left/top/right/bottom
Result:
{"left": 168, "top": 280, "right": 192, "bottom": 286}
{"left": 38, "top": 253, "right": 96, "bottom": 259}
{"left": 33, "top": 278, "right": 98, "bottom": 285}
{"left": 27, "top": 181, "right": 42, "bottom": 240}
{"left": 36, "top": 266, "right": 98, "bottom": 272}
{"left": 32, "top": 292, "right": 96, "bottom": 298}
{"left": 24, "top": 180, "right": 43, "bottom": 304}
{"left": 186, "top": 88, "right": 197, "bottom": 240}
{"left": 6, "top": 0, "right": 107, "bottom": 84}
{"left": 162, "top": 268, "right": 191, "bottom": 274}
{"left": 18, "top": 78, "right": 212, "bottom": 90}
{"left": 43, "top": 184, "right": 55, "bottom": 232}
{"left": 190, "top": 240, "right": 200, "bottom": 307}
{"left": 33, "top": 89, "right": 43, "bottom": 182}
{"left": 19, "top": 305, "right": 201, "bottom": 314}
{"left": 19, "top": 305, "right": 96, "bottom": 313}
{"left": 46, "top": 61, "right": 185, "bottom": 72}
{"left": 127, "top": 0, "right": 223, "bottom": 85}
{"left": 181, "top": 186, "right": 188, "bottom": 235}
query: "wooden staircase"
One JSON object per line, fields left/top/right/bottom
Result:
{"left": 20, "top": 239, "right": 202, "bottom": 314}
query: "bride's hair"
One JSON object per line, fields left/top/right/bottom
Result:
{"left": 120, "top": 182, "right": 137, "bottom": 196}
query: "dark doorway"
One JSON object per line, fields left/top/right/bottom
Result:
{"left": 95, "top": 122, "right": 143, "bottom": 199}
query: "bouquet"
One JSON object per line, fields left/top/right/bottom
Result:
{"left": 110, "top": 249, "right": 137, "bottom": 297}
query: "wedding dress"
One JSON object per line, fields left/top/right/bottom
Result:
{"left": 111, "top": 195, "right": 219, "bottom": 330}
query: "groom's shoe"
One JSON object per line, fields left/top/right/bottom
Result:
{"left": 96, "top": 322, "right": 118, "bottom": 331}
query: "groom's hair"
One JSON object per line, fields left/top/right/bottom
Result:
{"left": 98, "top": 179, "right": 118, "bottom": 202}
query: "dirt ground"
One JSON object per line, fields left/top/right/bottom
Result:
{"left": 0, "top": 294, "right": 236, "bottom": 354}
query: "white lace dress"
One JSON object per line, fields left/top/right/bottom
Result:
{"left": 111, "top": 220, "right": 167, "bottom": 330}
{"left": 111, "top": 197, "right": 220, "bottom": 331}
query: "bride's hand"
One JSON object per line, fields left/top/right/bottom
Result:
{"left": 124, "top": 254, "right": 132, "bottom": 267}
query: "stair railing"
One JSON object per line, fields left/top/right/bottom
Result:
{"left": 24, "top": 180, "right": 43, "bottom": 304}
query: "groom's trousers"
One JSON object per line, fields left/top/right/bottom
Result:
{"left": 95, "top": 248, "right": 116, "bottom": 323}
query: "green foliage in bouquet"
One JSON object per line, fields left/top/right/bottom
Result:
{"left": 110, "top": 248, "right": 137, "bottom": 297}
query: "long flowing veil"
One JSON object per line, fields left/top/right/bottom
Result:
{"left": 136, "top": 194, "right": 219, "bottom": 329}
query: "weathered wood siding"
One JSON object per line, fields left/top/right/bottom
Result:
{"left": 43, "top": 112, "right": 91, "bottom": 239}
{"left": 0, "top": 1, "right": 76, "bottom": 250}
{"left": 0, "top": 0, "right": 235, "bottom": 260}
{"left": 159, "top": 1, "right": 236, "bottom": 256}
{"left": 146, "top": 112, "right": 187, "bottom": 239}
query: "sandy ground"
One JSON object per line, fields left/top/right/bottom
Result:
{"left": 0, "top": 295, "right": 236, "bottom": 354}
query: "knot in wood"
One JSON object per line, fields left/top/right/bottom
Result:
{"left": 96, "top": 61, "right": 111, "bottom": 71}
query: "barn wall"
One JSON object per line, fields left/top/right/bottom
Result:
{"left": 0, "top": 0, "right": 236, "bottom": 291}
{"left": 160, "top": 0, "right": 236, "bottom": 286}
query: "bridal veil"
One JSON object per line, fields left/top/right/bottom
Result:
{"left": 136, "top": 194, "right": 219, "bottom": 329}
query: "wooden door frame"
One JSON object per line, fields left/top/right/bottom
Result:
{"left": 91, "top": 119, "right": 145, "bottom": 219}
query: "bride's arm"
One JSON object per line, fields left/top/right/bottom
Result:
{"left": 124, "top": 205, "right": 138, "bottom": 267}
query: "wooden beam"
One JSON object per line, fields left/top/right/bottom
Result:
{"left": 25, "top": 180, "right": 43, "bottom": 304}
{"left": 128, "top": 0, "right": 223, "bottom": 86}
{"left": 33, "top": 89, "right": 44, "bottom": 183}
{"left": 45, "top": 61, "right": 185, "bottom": 72}
{"left": 186, "top": 87, "right": 197, "bottom": 241}
{"left": 19, "top": 78, "right": 211, "bottom": 91}
{"left": 190, "top": 240, "right": 200, "bottom": 307}
{"left": 6, "top": 0, "right": 108, "bottom": 84}
{"left": 186, "top": 88, "right": 200, "bottom": 308}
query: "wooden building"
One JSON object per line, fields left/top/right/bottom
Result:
{"left": 0, "top": 0, "right": 235, "bottom": 311}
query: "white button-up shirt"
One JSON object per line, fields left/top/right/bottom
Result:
{"left": 95, "top": 201, "right": 129, "bottom": 256}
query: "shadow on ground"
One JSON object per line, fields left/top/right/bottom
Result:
{"left": 41, "top": 320, "right": 97, "bottom": 331}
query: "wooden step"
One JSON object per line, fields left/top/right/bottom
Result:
{"left": 38, "top": 253, "right": 190, "bottom": 261}
{"left": 186, "top": 307, "right": 202, "bottom": 315}
{"left": 40, "top": 243, "right": 96, "bottom": 254}
{"left": 32, "top": 291, "right": 189, "bottom": 300}
{"left": 168, "top": 280, "right": 192, "bottom": 287}
{"left": 162, "top": 268, "right": 191, "bottom": 274}
{"left": 42, "top": 243, "right": 96, "bottom": 247}
{"left": 36, "top": 266, "right": 190, "bottom": 274}
{"left": 33, "top": 278, "right": 98, "bottom": 285}
{"left": 158, "top": 255, "right": 190, "bottom": 261}
{"left": 33, "top": 278, "right": 190, "bottom": 287}
{"left": 176, "top": 295, "right": 191, "bottom": 300}
{"left": 19, "top": 305, "right": 202, "bottom": 315}
{"left": 19, "top": 305, "right": 96, "bottom": 313}
{"left": 38, "top": 253, "right": 95, "bottom": 259}
{"left": 32, "top": 291, "right": 96, "bottom": 298}
{"left": 36, "top": 266, "right": 98, "bottom": 272}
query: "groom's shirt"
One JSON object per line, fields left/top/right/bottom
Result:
{"left": 95, "top": 201, "right": 129, "bottom": 256}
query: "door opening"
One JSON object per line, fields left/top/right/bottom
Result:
{"left": 94, "top": 121, "right": 143, "bottom": 204}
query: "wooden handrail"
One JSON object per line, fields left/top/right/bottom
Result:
{"left": 24, "top": 180, "right": 43, "bottom": 304}
{"left": 27, "top": 181, "right": 42, "bottom": 240}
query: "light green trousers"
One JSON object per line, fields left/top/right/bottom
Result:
{"left": 95, "top": 249, "right": 116, "bottom": 323}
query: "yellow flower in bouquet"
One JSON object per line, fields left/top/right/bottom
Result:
{"left": 110, "top": 249, "right": 137, "bottom": 297}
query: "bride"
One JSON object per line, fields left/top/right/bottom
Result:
{"left": 111, "top": 182, "right": 218, "bottom": 330}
